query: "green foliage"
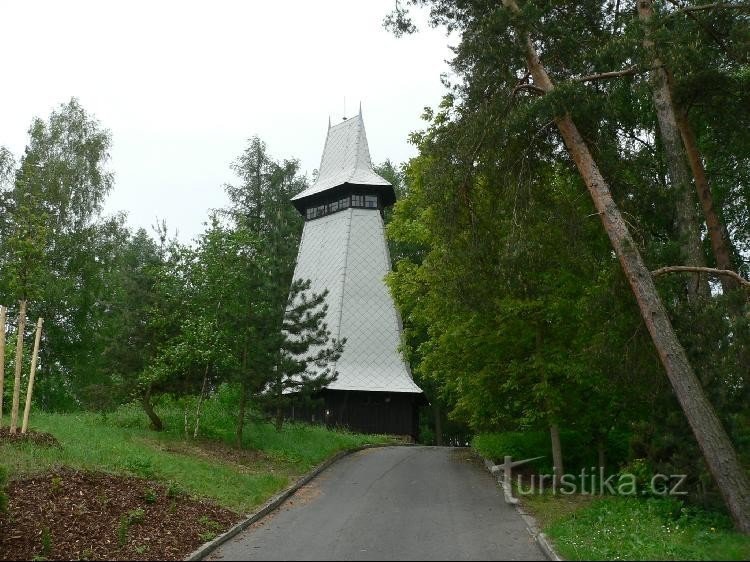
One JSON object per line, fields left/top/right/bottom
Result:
{"left": 198, "top": 516, "right": 223, "bottom": 531}
{"left": 126, "top": 508, "right": 145, "bottom": 524}
{"left": 143, "top": 487, "right": 158, "bottom": 504}
{"left": 121, "top": 457, "right": 156, "bottom": 480}
{"left": 116, "top": 516, "right": 128, "bottom": 548}
{"left": 198, "top": 530, "right": 218, "bottom": 542}
{"left": 165, "top": 481, "right": 187, "bottom": 499}
{"left": 473, "top": 431, "right": 629, "bottom": 475}
{"left": 116, "top": 508, "right": 144, "bottom": 548}
{"left": 40, "top": 527, "right": 52, "bottom": 558}
{"left": 541, "top": 496, "right": 750, "bottom": 561}
{"left": 0, "top": 98, "right": 117, "bottom": 411}
{"left": 198, "top": 515, "right": 223, "bottom": 541}
{"left": 618, "top": 457, "right": 659, "bottom": 495}
{"left": 49, "top": 476, "right": 63, "bottom": 495}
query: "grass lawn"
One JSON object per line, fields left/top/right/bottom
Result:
{"left": 472, "top": 431, "right": 750, "bottom": 561}
{"left": 2, "top": 397, "right": 392, "bottom": 514}
{"left": 521, "top": 490, "right": 750, "bottom": 560}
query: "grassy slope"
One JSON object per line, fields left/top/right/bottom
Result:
{"left": 473, "top": 432, "right": 750, "bottom": 561}
{"left": 523, "top": 493, "right": 750, "bottom": 561}
{"left": 2, "top": 406, "right": 391, "bottom": 514}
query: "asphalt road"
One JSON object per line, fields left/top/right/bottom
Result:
{"left": 208, "top": 446, "right": 545, "bottom": 561}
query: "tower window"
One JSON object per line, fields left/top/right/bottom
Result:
{"left": 304, "top": 193, "right": 380, "bottom": 220}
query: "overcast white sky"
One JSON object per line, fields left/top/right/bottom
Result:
{"left": 1, "top": 1, "right": 454, "bottom": 242}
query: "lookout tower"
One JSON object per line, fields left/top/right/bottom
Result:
{"left": 289, "top": 108, "right": 423, "bottom": 438}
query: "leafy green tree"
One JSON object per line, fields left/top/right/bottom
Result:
{"left": 91, "top": 227, "right": 166, "bottom": 413}
{"left": 0, "top": 98, "right": 115, "bottom": 410}
{"left": 384, "top": 0, "right": 750, "bottom": 529}
{"left": 221, "top": 137, "right": 307, "bottom": 444}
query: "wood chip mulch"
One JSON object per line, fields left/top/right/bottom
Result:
{"left": 0, "top": 427, "right": 61, "bottom": 447}
{"left": 0, "top": 468, "right": 241, "bottom": 561}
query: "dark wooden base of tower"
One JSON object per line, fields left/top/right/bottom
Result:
{"left": 291, "top": 390, "right": 421, "bottom": 441}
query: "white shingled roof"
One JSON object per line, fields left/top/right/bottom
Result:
{"left": 292, "top": 208, "right": 423, "bottom": 394}
{"left": 291, "top": 111, "right": 391, "bottom": 202}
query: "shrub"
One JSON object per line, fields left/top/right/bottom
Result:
{"left": 117, "top": 508, "right": 146, "bottom": 547}
{"left": 50, "top": 476, "right": 63, "bottom": 495}
{"left": 121, "top": 456, "right": 156, "bottom": 479}
{"left": 166, "top": 481, "right": 187, "bottom": 498}
{"left": 143, "top": 488, "right": 158, "bottom": 504}
{"left": 472, "top": 430, "right": 629, "bottom": 475}
{"left": 40, "top": 527, "right": 53, "bottom": 557}
{"left": 126, "top": 508, "right": 145, "bottom": 524}
{"left": 116, "top": 516, "right": 128, "bottom": 547}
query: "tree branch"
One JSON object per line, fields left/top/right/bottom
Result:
{"left": 511, "top": 83, "right": 546, "bottom": 97}
{"left": 651, "top": 266, "right": 750, "bottom": 288}
{"left": 575, "top": 65, "right": 642, "bottom": 82}
{"left": 665, "top": 1, "right": 750, "bottom": 15}
{"left": 663, "top": 0, "right": 746, "bottom": 61}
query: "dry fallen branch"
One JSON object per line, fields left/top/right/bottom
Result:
{"left": 651, "top": 266, "right": 750, "bottom": 289}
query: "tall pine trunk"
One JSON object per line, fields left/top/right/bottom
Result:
{"left": 638, "top": 0, "right": 738, "bottom": 294}
{"left": 674, "top": 109, "right": 740, "bottom": 293}
{"left": 502, "top": 0, "right": 750, "bottom": 533}
{"left": 638, "top": 0, "right": 707, "bottom": 298}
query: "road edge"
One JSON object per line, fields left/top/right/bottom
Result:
{"left": 184, "top": 443, "right": 400, "bottom": 561}
{"left": 478, "top": 453, "right": 563, "bottom": 561}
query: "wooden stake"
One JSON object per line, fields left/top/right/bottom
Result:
{"left": 21, "top": 317, "right": 43, "bottom": 434}
{"left": 9, "top": 300, "right": 27, "bottom": 434}
{"left": 0, "top": 305, "right": 6, "bottom": 428}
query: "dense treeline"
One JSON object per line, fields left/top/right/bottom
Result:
{"left": 0, "top": 101, "right": 341, "bottom": 445}
{"left": 383, "top": 0, "right": 750, "bottom": 531}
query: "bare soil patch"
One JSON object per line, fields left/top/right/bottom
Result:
{"left": 0, "top": 468, "right": 240, "bottom": 561}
